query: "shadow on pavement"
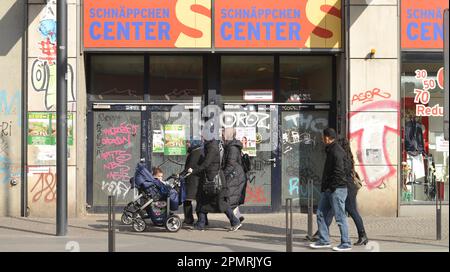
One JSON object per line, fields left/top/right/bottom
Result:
{"left": 0, "top": 225, "right": 54, "bottom": 236}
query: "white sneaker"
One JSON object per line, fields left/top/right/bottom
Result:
{"left": 309, "top": 242, "right": 332, "bottom": 249}
{"left": 228, "top": 223, "right": 242, "bottom": 232}
{"left": 332, "top": 244, "right": 352, "bottom": 251}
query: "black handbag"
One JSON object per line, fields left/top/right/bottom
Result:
{"left": 203, "top": 142, "right": 224, "bottom": 196}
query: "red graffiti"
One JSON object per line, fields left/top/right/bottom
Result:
{"left": 245, "top": 185, "right": 267, "bottom": 204}
{"left": 30, "top": 172, "right": 56, "bottom": 203}
{"left": 349, "top": 100, "right": 399, "bottom": 189}
{"left": 38, "top": 38, "right": 57, "bottom": 65}
{"left": 351, "top": 88, "right": 391, "bottom": 105}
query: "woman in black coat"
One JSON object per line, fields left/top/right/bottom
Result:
{"left": 188, "top": 139, "right": 241, "bottom": 231}
{"left": 222, "top": 135, "right": 247, "bottom": 222}
{"left": 182, "top": 140, "right": 204, "bottom": 225}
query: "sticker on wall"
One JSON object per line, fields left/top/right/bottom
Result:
{"left": 164, "top": 124, "right": 186, "bottom": 156}
{"left": 152, "top": 130, "right": 164, "bottom": 153}
{"left": 236, "top": 127, "right": 257, "bottom": 157}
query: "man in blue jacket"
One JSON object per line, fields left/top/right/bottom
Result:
{"left": 310, "top": 128, "right": 352, "bottom": 251}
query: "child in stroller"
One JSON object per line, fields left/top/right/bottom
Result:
{"left": 121, "top": 160, "right": 191, "bottom": 232}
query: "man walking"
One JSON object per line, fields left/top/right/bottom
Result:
{"left": 310, "top": 128, "right": 352, "bottom": 251}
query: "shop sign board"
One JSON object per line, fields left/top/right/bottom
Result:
{"left": 243, "top": 90, "right": 274, "bottom": 102}
{"left": 401, "top": 0, "right": 449, "bottom": 49}
{"left": 215, "top": 0, "right": 342, "bottom": 48}
{"left": 84, "top": 0, "right": 212, "bottom": 48}
{"left": 84, "top": 0, "right": 342, "bottom": 49}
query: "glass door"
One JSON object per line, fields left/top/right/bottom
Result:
{"left": 222, "top": 104, "right": 278, "bottom": 208}
{"left": 280, "top": 105, "right": 330, "bottom": 209}
{"left": 147, "top": 104, "right": 202, "bottom": 177}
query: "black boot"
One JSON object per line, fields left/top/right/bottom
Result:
{"left": 183, "top": 202, "right": 194, "bottom": 225}
{"left": 354, "top": 232, "right": 369, "bottom": 246}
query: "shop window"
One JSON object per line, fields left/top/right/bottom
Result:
{"left": 149, "top": 56, "right": 203, "bottom": 102}
{"left": 221, "top": 56, "right": 274, "bottom": 102}
{"left": 280, "top": 56, "right": 333, "bottom": 102}
{"left": 89, "top": 55, "right": 145, "bottom": 100}
{"left": 401, "top": 52, "right": 448, "bottom": 203}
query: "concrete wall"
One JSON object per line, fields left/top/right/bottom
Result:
{"left": 26, "top": 0, "right": 79, "bottom": 217}
{"left": 348, "top": 0, "right": 400, "bottom": 216}
{"left": 0, "top": 0, "right": 25, "bottom": 217}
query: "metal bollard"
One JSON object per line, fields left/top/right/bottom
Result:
{"left": 108, "top": 195, "right": 116, "bottom": 252}
{"left": 436, "top": 182, "right": 442, "bottom": 240}
{"left": 286, "top": 198, "right": 293, "bottom": 252}
{"left": 307, "top": 178, "right": 313, "bottom": 239}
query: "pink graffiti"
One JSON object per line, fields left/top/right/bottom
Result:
{"left": 101, "top": 122, "right": 138, "bottom": 146}
{"left": 101, "top": 150, "right": 132, "bottom": 164}
{"left": 349, "top": 100, "right": 399, "bottom": 190}
{"left": 102, "top": 122, "right": 138, "bottom": 136}
{"left": 245, "top": 185, "right": 268, "bottom": 204}
{"left": 101, "top": 136, "right": 131, "bottom": 146}
{"left": 101, "top": 150, "right": 132, "bottom": 181}
{"left": 106, "top": 168, "right": 131, "bottom": 181}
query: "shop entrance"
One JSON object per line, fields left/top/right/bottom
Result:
{"left": 86, "top": 53, "right": 337, "bottom": 212}
{"left": 88, "top": 102, "right": 331, "bottom": 212}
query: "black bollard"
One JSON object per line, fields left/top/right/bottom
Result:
{"left": 108, "top": 195, "right": 116, "bottom": 252}
{"left": 286, "top": 198, "right": 293, "bottom": 252}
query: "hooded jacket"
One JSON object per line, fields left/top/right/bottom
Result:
{"left": 223, "top": 139, "right": 247, "bottom": 208}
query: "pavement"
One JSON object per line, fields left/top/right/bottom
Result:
{"left": 0, "top": 205, "right": 448, "bottom": 252}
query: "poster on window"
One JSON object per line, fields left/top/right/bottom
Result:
{"left": 164, "top": 125, "right": 186, "bottom": 155}
{"left": 152, "top": 130, "right": 164, "bottom": 153}
{"left": 28, "top": 112, "right": 74, "bottom": 146}
{"left": 235, "top": 127, "right": 257, "bottom": 157}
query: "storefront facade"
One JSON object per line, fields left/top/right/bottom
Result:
{"left": 0, "top": 0, "right": 447, "bottom": 217}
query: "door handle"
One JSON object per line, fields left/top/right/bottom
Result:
{"left": 266, "top": 158, "right": 276, "bottom": 163}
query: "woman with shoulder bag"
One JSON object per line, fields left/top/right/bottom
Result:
{"left": 311, "top": 138, "right": 368, "bottom": 246}
{"left": 188, "top": 137, "right": 241, "bottom": 232}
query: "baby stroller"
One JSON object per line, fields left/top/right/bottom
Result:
{"left": 121, "top": 161, "right": 190, "bottom": 232}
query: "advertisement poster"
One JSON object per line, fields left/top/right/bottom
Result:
{"left": 28, "top": 112, "right": 52, "bottom": 145}
{"left": 28, "top": 112, "right": 74, "bottom": 146}
{"left": 152, "top": 130, "right": 164, "bottom": 153}
{"left": 236, "top": 127, "right": 257, "bottom": 157}
{"left": 164, "top": 125, "right": 186, "bottom": 156}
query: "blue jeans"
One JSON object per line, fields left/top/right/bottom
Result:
{"left": 324, "top": 187, "right": 366, "bottom": 236}
{"left": 317, "top": 188, "right": 351, "bottom": 247}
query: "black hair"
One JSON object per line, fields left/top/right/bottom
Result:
{"left": 323, "top": 128, "right": 337, "bottom": 140}
{"left": 337, "top": 137, "right": 355, "bottom": 168}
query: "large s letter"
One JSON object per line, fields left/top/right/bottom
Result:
{"left": 305, "top": 0, "right": 341, "bottom": 48}
{"left": 175, "top": 0, "right": 211, "bottom": 48}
